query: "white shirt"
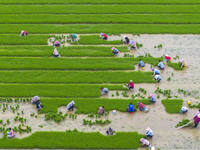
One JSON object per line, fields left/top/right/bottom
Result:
{"left": 181, "top": 107, "right": 188, "bottom": 111}
{"left": 53, "top": 48, "right": 59, "bottom": 55}
{"left": 67, "top": 101, "right": 75, "bottom": 110}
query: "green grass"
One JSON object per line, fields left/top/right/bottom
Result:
{"left": 0, "top": 24, "right": 200, "bottom": 34}
{"left": 162, "top": 99, "right": 183, "bottom": 113}
{"left": 0, "top": 57, "right": 162, "bottom": 70}
{"left": 167, "top": 62, "right": 183, "bottom": 70}
{"left": 40, "top": 98, "right": 150, "bottom": 114}
{"left": 71, "top": 35, "right": 122, "bottom": 45}
{"left": 1, "top": 5, "right": 200, "bottom": 14}
{"left": 1, "top": 14, "right": 200, "bottom": 24}
{"left": 0, "top": 84, "right": 124, "bottom": 98}
{"left": 0, "top": 131, "right": 144, "bottom": 149}
{"left": 0, "top": 35, "right": 50, "bottom": 45}
{"left": 0, "top": 71, "right": 156, "bottom": 83}
{"left": 1, "top": 0, "right": 199, "bottom": 4}
{"left": 0, "top": 46, "right": 129, "bottom": 57}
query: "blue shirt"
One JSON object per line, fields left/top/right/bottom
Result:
{"left": 128, "top": 104, "right": 134, "bottom": 112}
{"left": 125, "top": 37, "right": 129, "bottom": 43}
{"left": 36, "top": 102, "right": 41, "bottom": 109}
{"left": 139, "top": 60, "right": 145, "bottom": 67}
{"left": 113, "top": 48, "right": 119, "bottom": 53}
{"left": 154, "top": 69, "right": 160, "bottom": 75}
{"left": 151, "top": 95, "right": 156, "bottom": 102}
{"left": 158, "top": 62, "right": 165, "bottom": 69}
{"left": 146, "top": 130, "right": 153, "bottom": 136}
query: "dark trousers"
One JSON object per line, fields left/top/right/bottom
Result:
{"left": 129, "top": 86, "right": 133, "bottom": 90}
{"left": 53, "top": 54, "right": 59, "bottom": 57}
{"left": 158, "top": 66, "right": 164, "bottom": 70}
{"left": 158, "top": 79, "right": 161, "bottom": 83}
{"left": 155, "top": 73, "right": 160, "bottom": 75}
{"left": 102, "top": 37, "right": 107, "bottom": 39}
{"left": 53, "top": 44, "right": 60, "bottom": 47}
{"left": 68, "top": 105, "right": 74, "bottom": 111}
{"left": 194, "top": 122, "right": 198, "bottom": 127}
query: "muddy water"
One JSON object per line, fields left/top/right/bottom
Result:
{"left": 2, "top": 34, "right": 200, "bottom": 149}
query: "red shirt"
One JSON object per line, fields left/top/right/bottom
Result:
{"left": 128, "top": 82, "right": 134, "bottom": 88}
{"left": 103, "top": 34, "right": 107, "bottom": 38}
{"left": 165, "top": 56, "right": 171, "bottom": 60}
{"left": 139, "top": 103, "right": 146, "bottom": 109}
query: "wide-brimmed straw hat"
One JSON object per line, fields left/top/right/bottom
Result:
{"left": 130, "top": 80, "right": 132, "bottom": 82}
{"left": 198, "top": 114, "right": 200, "bottom": 118}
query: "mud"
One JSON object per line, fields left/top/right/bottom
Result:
{"left": 2, "top": 34, "right": 200, "bottom": 149}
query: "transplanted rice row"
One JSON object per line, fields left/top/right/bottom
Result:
{"left": 0, "top": 131, "right": 144, "bottom": 149}
{"left": 0, "top": 24, "right": 200, "bottom": 34}
{"left": 1, "top": 5, "right": 200, "bottom": 14}
{"left": 0, "top": 46, "right": 129, "bottom": 57}
{"left": 0, "top": 71, "right": 156, "bottom": 83}
{"left": 1, "top": 14, "right": 200, "bottom": 24}
{"left": 40, "top": 98, "right": 150, "bottom": 114}
{"left": 0, "top": 84, "right": 125, "bottom": 98}
{"left": 162, "top": 99, "right": 183, "bottom": 113}
{"left": 1, "top": 0, "right": 199, "bottom": 4}
{"left": 0, "top": 57, "right": 164, "bottom": 70}
{"left": 0, "top": 34, "right": 51, "bottom": 45}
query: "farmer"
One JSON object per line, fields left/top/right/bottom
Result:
{"left": 100, "top": 87, "right": 109, "bottom": 95}
{"left": 53, "top": 41, "right": 60, "bottom": 47}
{"left": 111, "top": 47, "right": 119, "bottom": 55}
{"left": 154, "top": 74, "right": 161, "bottom": 83}
{"left": 36, "top": 100, "right": 43, "bottom": 112}
{"left": 127, "top": 80, "right": 134, "bottom": 90}
{"left": 152, "top": 68, "right": 160, "bottom": 75}
{"left": 146, "top": 127, "right": 153, "bottom": 139}
{"left": 149, "top": 94, "right": 156, "bottom": 103}
{"left": 31, "top": 96, "right": 40, "bottom": 104}
{"left": 21, "top": 30, "right": 28, "bottom": 36}
{"left": 179, "top": 107, "right": 188, "bottom": 114}
{"left": 126, "top": 103, "right": 136, "bottom": 112}
{"left": 100, "top": 32, "right": 107, "bottom": 40}
{"left": 130, "top": 40, "right": 137, "bottom": 50}
{"left": 53, "top": 48, "right": 60, "bottom": 57}
{"left": 71, "top": 33, "right": 77, "bottom": 42}
{"left": 123, "top": 35, "right": 129, "bottom": 44}
{"left": 180, "top": 59, "right": 187, "bottom": 68}
{"left": 193, "top": 114, "right": 200, "bottom": 128}
{"left": 137, "top": 102, "right": 148, "bottom": 112}
{"left": 140, "top": 138, "right": 151, "bottom": 148}
{"left": 67, "top": 101, "right": 75, "bottom": 111}
{"left": 7, "top": 128, "right": 14, "bottom": 138}
{"left": 98, "top": 106, "right": 105, "bottom": 115}
{"left": 138, "top": 59, "right": 145, "bottom": 68}
{"left": 106, "top": 127, "right": 114, "bottom": 135}
{"left": 158, "top": 60, "right": 165, "bottom": 70}
{"left": 164, "top": 54, "right": 172, "bottom": 62}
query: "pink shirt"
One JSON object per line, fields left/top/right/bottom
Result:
{"left": 194, "top": 116, "right": 200, "bottom": 124}
{"left": 165, "top": 56, "right": 171, "bottom": 60}
{"left": 98, "top": 107, "right": 104, "bottom": 114}
{"left": 9, "top": 130, "right": 14, "bottom": 137}
{"left": 128, "top": 82, "right": 134, "bottom": 88}
{"left": 139, "top": 103, "right": 146, "bottom": 109}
